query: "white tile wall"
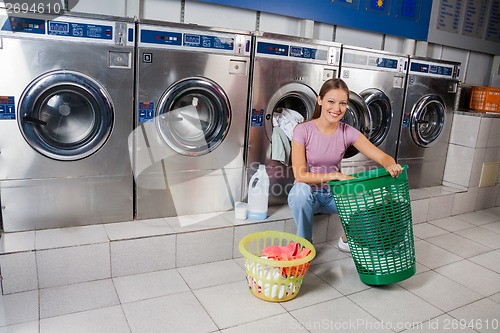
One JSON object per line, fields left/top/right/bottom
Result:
{"left": 68, "top": 0, "right": 127, "bottom": 16}
{"left": 427, "top": 194, "right": 454, "bottom": 221}
{"left": 449, "top": 114, "right": 481, "bottom": 147}
{"left": 475, "top": 185, "right": 498, "bottom": 211}
{"left": 442, "top": 46, "right": 468, "bottom": 71}
{"left": 184, "top": 0, "right": 256, "bottom": 31}
{"left": 259, "top": 12, "right": 302, "bottom": 36}
{"left": 487, "top": 118, "right": 500, "bottom": 148}
{"left": 0, "top": 251, "right": 37, "bottom": 294}
{"left": 411, "top": 199, "right": 430, "bottom": 224}
{"left": 36, "top": 243, "right": 111, "bottom": 289}
{"left": 142, "top": 0, "right": 182, "bottom": 22}
{"left": 470, "top": 148, "right": 487, "bottom": 187}
{"left": 313, "top": 22, "right": 334, "bottom": 42}
{"left": 110, "top": 235, "right": 176, "bottom": 277}
{"left": 335, "top": 26, "right": 382, "bottom": 49}
{"left": 177, "top": 227, "right": 233, "bottom": 267}
{"left": 35, "top": 225, "right": 109, "bottom": 250}
{"left": 104, "top": 218, "right": 174, "bottom": 241}
{"left": 465, "top": 52, "right": 495, "bottom": 85}
{"left": 477, "top": 117, "right": 492, "bottom": 148}
{"left": 452, "top": 187, "right": 478, "bottom": 215}
{"left": 444, "top": 144, "right": 475, "bottom": 187}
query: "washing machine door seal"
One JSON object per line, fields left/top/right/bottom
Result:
{"left": 19, "top": 70, "right": 114, "bottom": 161}
{"left": 156, "top": 77, "right": 231, "bottom": 156}
{"left": 342, "top": 90, "right": 371, "bottom": 158}
{"left": 410, "top": 94, "right": 445, "bottom": 147}
{"left": 361, "top": 88, "right": 391, "bottom": 147}
{"left": 265, "top": 82, "right": 316, "bottom": 142}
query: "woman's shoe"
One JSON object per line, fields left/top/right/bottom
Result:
{"left": 338, "top": 237, "right": 350, "bottom": 253}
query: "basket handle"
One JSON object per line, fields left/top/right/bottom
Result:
{"left": 328, "top": 164, "right": 408, "bottom": 186}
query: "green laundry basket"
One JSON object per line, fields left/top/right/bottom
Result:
{"left": 328, "top": 165, "right": 416, "bottom": 285}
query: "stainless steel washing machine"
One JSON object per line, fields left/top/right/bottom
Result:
{"left": 397, "top": 57, "right": 460, "bottom": 189}
{"left": 340, "top": 45, "right": 408, "bottom": 175}
{"left": 0, "top": 11, "right": 135, "bottom": 231}
{"left": 246, "top": 32, "right": 341, "bottom": 205}
{"left": 133, "top": 21, "right": 251, "bottom": 219}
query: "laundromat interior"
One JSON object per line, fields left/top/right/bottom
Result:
{"left": 1, "top": 0, "right": 500, "bottom": 332}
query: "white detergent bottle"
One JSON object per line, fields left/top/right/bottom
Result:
{"left": 247, "top": 164, "right": 270, "bottom": 220}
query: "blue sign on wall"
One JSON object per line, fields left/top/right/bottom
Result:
{"left": 196, "top": 0, "right": 432, "bottom": 41}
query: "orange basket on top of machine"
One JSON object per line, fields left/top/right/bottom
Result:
{"left": 469, "top": 86, "right": 500, "bottom": 113}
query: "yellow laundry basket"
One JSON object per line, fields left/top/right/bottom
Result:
{"left": 238, "top": 231, "right": 316, "bottom": 302}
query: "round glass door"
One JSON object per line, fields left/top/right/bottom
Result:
{"left": 156, "top": 77, "right": 231, "bottom": 156}
{"left": 410, "top": 95, "right": 445, "bottom": 147}
{"left": 361, "top": 88, "right": 391, "bottom": 147}
{"left": 341, "top": 91, "right": 371, "bottom": 158}
{"left": 265, "top": 83, "right": 316, "bottom": 142}
{"left": 18, "top": 70, "right": 114, "bottom": 161}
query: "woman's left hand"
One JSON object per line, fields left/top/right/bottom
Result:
{"left": 386, "top": 164, "right": 403, "bottom": 178}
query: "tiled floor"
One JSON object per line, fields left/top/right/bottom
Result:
{"left": 1, "top": 208, "right": 500, "bottom": 332}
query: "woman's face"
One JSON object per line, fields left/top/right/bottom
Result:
{"left": 317, "top": 88, "right": 348, "bottom": 124}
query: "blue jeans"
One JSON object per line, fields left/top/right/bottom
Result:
{"left": 287, "top": 182, "right": 338, "bottom": 243}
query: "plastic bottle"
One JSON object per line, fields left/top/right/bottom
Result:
{"left": 247, "top": 164, "right": 270, "bottom": 220}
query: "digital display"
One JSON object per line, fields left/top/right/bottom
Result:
{"left": 48, "top": 21, "right": 69, "bottom": 34}
{"left": 289, "top": 46, "right": 318, "bottom": 60}
{"left": 256, "top": 41, "right": 289, "bottom": 57}
{"left": 184, "top": 34, "right": 201, "bottom": 45}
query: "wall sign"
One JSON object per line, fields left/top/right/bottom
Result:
{"left": 429, "top": 0, "right": 500, "bottom": 55}
{"left": 196, "top": 0, "right": 432, "bottom": 40}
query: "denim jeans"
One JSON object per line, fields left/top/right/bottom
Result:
{"left": 287, "top": 182, "right": 338, "bottom": 243}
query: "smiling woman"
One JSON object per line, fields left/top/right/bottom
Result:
{"left": 287, "top": 78, "right": 402, "bottom": 249}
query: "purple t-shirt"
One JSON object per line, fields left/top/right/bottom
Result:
{"left": 292, "top": 121, "right": 360, "bottom": 186}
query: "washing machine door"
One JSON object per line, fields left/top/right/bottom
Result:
{"left": 361, "top": 88, "right": 391, "bottom": 147}
{"left": 410, "top": 95, "right": 445, "bottom": 147}
{"left": 19, "top": 70, "right": 114, "bottom": 161}
{"left": 265, "top": 82, "right": 317, "bottom": 142}
{"left": 156, "top": 77, "right": 230, "bottom": 156}
{"left": 341, "top": 91, "right": 371, "bottom": 158}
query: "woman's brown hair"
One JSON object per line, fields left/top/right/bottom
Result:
{"left": 311, "top": 78, "right": 350, "bottom": 119}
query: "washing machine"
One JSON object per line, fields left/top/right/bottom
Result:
{"left": 0, "top": 11, "right": 135, "bottom": 231}
{"left": 133, "top": 21, "right": 251, "bottom": 219}
{"left": 340, "top": 45, "right": 408, "bottom": 175}
{"left": 397, "top": 57, "right": 460, "bottom": 189}
{"left": 246, "top": 32, "right": 341, "bottom": 206}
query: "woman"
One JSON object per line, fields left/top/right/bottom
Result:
{"left": 288, "top": 78, "right": 402, "bottom": 252}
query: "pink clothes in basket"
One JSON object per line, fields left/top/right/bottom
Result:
{"left": 262, "top": 242, "right": 311, "bottom": 277}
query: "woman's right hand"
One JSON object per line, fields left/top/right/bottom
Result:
{"left": 333, "top": 172, "right": 354, "bottom": 181}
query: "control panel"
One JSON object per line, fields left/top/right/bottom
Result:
{"left": 409, "top": 60, "right": 457, "bottom": 78}
{"left": 342, "top": 49, "right": 407, "bottom": 73}
{"left": 0, "top": 15, "right": 134, "bottom": 45}
{"left": 139, "top": 26, "right": 251, "bottom": 56}
{"left": 255, "top": 38, "right": 340, "bottom": 65}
